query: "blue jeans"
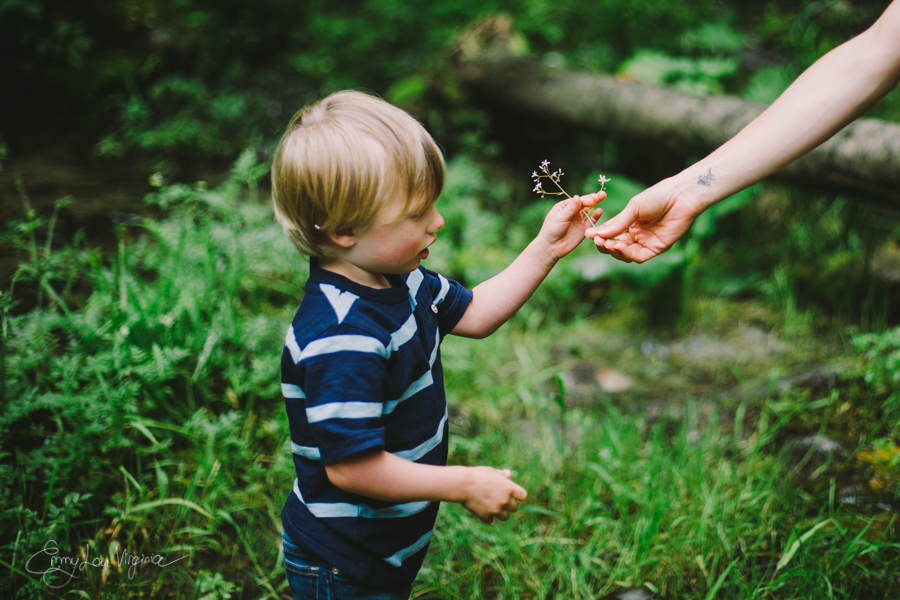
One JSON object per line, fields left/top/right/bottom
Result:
{"left": 282, "top": 533, "right": 411, "bottom": 600}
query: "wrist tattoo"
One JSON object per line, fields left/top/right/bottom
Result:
{"left": 697, "top": 168, "right": 715, "bottom": 187}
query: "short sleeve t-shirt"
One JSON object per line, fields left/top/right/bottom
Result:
{"left": 280, "top": 259, "right": 472, "bottom": 588}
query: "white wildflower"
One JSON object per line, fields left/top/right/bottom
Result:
{"left": 532, "top": 160, "right": 568, "bottom": 197}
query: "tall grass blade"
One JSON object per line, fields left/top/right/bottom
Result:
{"left": 775, "top": 518, "right": 831, "bottom": 573}
{"left": 129, "top": 499, "right": 213, "bottom": 520}
{"left": 703, "top": 559, "right": 737, "bottom": 600}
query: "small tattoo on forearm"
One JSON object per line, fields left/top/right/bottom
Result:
{"left": 697, "top": 168, "right": 715, "bottom": 186}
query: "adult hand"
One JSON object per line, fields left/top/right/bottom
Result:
{"left": 584, "top": 179, "right": 705, "bottom": 263}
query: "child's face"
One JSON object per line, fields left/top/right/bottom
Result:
{"left": 327, "top": 194, "right": 445, "bottom": 288}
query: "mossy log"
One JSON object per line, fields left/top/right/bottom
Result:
{"left": 457, "top": 57, "right": 900, "bottom": 207}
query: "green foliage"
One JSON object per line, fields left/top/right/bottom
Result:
{"left": 743, "top": 65, "right": 797, "bottom": 104}
{"left": 12, "top": 0, "right": 898, "bottom": 160}
{"left": 430, "top": 156, "right": 513, "bottom": 286}
{"left": 853, "top": 326, "right": 900, "bottom": 430}
{"left": 680, "top": 19, "right": 745, "bottom": 54}
{"left": 422, "top": 322, "right": 900, "bottom": 598}
{"left": 855, "top": 326, "right": 900, "bottom": 391}
{"left": 2, "top": 1, "right": 899, "bottom": 595}
{"left": 0, "top": 151, "right": 303, "bottom": 597}
{"left": 2, "top": 148, "right": 898, "bottom": 597}
{"left": 618, "top": 50, "right": 739, "bottom": 97}
{"left": 717, "top": 188, "right": 899, "bottom": 324}
{"left": 196, "top": 570, "right": 238, "bottom": 600}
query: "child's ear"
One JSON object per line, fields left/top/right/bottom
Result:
{"left": 329, "top": 229, "right": 356, "bottom": 248}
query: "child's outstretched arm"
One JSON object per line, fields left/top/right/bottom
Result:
{"left": 325, "top": 450, "right": 527, "bottom": 524}
{"left": 450, "top": 192, "right": 605, "bottom": 339}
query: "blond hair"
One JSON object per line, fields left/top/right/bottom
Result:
{"left": 271, "top": 91, "right": 445, "bottom": 257}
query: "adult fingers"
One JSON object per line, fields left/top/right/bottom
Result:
{"left": 596, "top": 236, "right": 660, "bottom": 263}
{"left": 616, "top": 243, "right": 659, "bottom": 263}
{"left": 593, "top": 200, "right": 637, "bottom": 238}
{"left": 594, "top": 237, "right": 634, "bottom": 263}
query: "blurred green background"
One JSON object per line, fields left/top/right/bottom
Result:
{"left": 2, "top": 0, "right": 898, "bottom": 159}
{"left": 2, "top": 1, "right": 899, "bottom": 598}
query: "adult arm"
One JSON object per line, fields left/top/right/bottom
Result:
{"left": 588, "top": 0, "right": 900, "bottom": 263}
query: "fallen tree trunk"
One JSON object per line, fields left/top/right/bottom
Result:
{"left": 457, "top": 57, "right": 900, "bottom": 207}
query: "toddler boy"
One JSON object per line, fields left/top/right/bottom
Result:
{"left": 272, "top": 90, "right": 603, "bottom": 599}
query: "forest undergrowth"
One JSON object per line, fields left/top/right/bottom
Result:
{"left": 1, "top": 150, "right": 899, "bottom": 599}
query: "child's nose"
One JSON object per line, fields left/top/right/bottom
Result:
{"left": 429, "top": 210, "right": 445, "bottom": 233}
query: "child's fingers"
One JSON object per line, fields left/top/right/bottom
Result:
{"left": 558, "top": 196, "right": 585, "bottom": 217}
{"left": 495, "top": 510, "right": 510, "bottom": 522}
{"left": 505, "top": 497, "right": 520, "bottom": 513}
{"left": 573, "top": 192, "right": 604, "bottom": 210}
{"left": 582, "top": 190, "right": 606, "bottom": 207}
{"left": 562, "top": 191, "right": 605, "bottom": 214}
{"left": 510, "top": 483, "right": 527, "bottom": 501}
{"left": 498, "top": 468, "right": 512, "bottom": 479}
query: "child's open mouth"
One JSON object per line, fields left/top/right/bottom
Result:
{"left": 418, "top": 248, "right": 429, "bottom": 259}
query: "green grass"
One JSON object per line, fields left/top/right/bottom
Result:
{"left": 1, "top": 152, "right": 304, "bottom": 598}
{"left": 422, "top": 324, "right": 900, "bottom": 598}
{"left": 1, "top": 154, "right": 899, "bottom": 598}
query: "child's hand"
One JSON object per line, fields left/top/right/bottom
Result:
{"left": 537, "top": 192, "right": 606, "bottom": 262}
{"left": 461, "top": 467, "right": 528, "bottom": 524}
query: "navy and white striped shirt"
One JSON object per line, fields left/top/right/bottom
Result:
{"left": 281, "top": 259, "right": 472, "bottom": 587}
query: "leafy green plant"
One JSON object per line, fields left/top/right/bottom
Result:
{"left": 0, "top": 150, "right": 302, "bottom": 598}
{"left": 425, "top": 321, "right": 900, "bottom": 598}
{"left": 618, "top": 50, "right": 739, "bottom": 97}
{"left": 19, "top": 0, "right": 898, "bottom": 162}
{"left": 1, "top": 141, "right": 898, "bottom": 598}
{"left": 743, "top": 65, "right": 798, "bottom": 104}
{"left": 853, "top": 326, "right": 900, "bottom": 434}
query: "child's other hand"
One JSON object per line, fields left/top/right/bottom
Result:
{"left": 461, "top": 466, "right": 527, "bottom": 524}
{"left": 538, "top": 192, "right": 606, "bottom": 262}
